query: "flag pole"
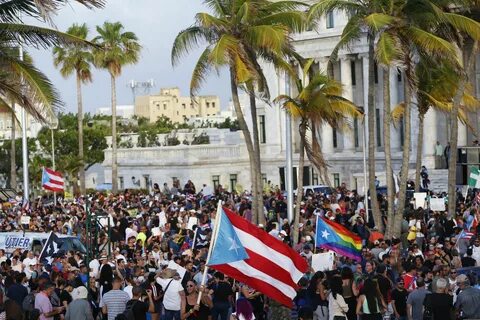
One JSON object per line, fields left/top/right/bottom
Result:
{"left": 314, "top": 215, "right": 318, "bottom": 254}
{"left": 38, "top": 231, "right": 53, "bottom": 261}
{"left": 192, "top": 227, "right": 198, "bottom": 250}
{"left": 197, "top": 201, "right": 222, "bottom": 305}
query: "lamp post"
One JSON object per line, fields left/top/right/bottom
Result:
{"left": 19, "top": 45, "right": 30, "bottom": 202}
{"left": 285, "top": 73, "right": 294, "bottom": 224}
{"left": 47, "top": 116, "right": 59, "bottom": 205}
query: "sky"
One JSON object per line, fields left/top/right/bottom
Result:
{"left": 29, "top": 0, "right": 231, "bottom": 114}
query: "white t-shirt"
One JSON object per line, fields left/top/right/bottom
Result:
{"left": 123, "top": 285, "right": 133, "bottom": 299}
{"left": 156, "top": 278, "right": 183, "bottom": 311}
{"left": 125, "top": 228, "right": 138, "bottom": 242}
{"left": 89, "top": 259, "right": 100, "bottom": 278}
{"left": 23, "top": 257, "right": 37, "bottom": 268}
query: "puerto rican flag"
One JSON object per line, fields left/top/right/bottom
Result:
{"left": 42, "top": 168, "right": 64, "bottom": 192}
{"left": 207, "top": 205, "right": 308, "bottom": 307}
{"left": 459, "top": 229, "right": 475, "bottom": 240}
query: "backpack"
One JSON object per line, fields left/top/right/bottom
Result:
{"left": 22, "top": 292, "right": 36, "bottom": 312}
{"left": 115, "top": 300, "right": 138, "bottom": 320}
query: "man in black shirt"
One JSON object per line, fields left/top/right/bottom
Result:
{"left": 461, "top": 247, "right": 477, "bottom": 267}
{"left": 209, "top": 272, "right": 233, "bottom": 320}
{"left": 129, "top": 286, "right": 155, "bottom": 320}
{"left": 391, "top": 278, "right": 408, "bottom": 320}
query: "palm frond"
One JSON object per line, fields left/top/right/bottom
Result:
{"left": 443, "top": 12, "right": 480, "bottom": 41}
{"left": 190, "top": 47, "right": 212, "bottom": 97}
{"left": 364, "top": 13, "right": 396, "bottom": 32}
{"left": 375, "top": 31, "right": 403, "bottom": 66}
{"left": 391, "top": 102, "right": 405, "bottom": 125}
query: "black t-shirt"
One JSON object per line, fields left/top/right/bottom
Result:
{"left": 59, "top": 290, "right": 72, "bottom": 306}
{"left": 461, "top": 256, "right": 476, "bottom": 267}
{"left": 209, "top": 281, "right": 233, "bottom": 304}
{"left": 375, "top": 274, "right": 392, "bottom": 303}
{"left": 128, "top": 299, "right": 149, "bottom": 320}
{"left": 391, "top": 288, "right": 408, "bottom": 316}
{"left": 429, "top": 293, "right": 453, "bottom": 320}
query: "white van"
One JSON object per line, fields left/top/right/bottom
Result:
{"left": 294, "top": 185, "right": 333, "bottom": 196}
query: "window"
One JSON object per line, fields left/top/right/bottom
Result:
{"left": 397, "top": 68, "right": 402, "bottom": 82}
{"left": 376, "top": 109, "right": 382, "bottom": 147}
{"left": 230, "top": 174, "right": 237, "bottom": 192}
{"left": 354, "top": 118, "right": 359, "bottom": 148}
{"left": 182, "top": 103, "right": 186, "bottom": 109}
{"left": 333, "top": 173, "right": 340, "bottom": 187}
{"left": 400, "top": 118, "right": 405, "bottom": 147}
{"left": 212, "top": 102, "right": 216, "bottom": 109}
{"left": 163, "top": 104, "right": 167, "bottom": 110}
{"left": 119, "top": 176, "right": 124, "bottom": 190}
{"left": 374, "top": 63, "right": 378, "bottom": 83}
{"left": 6, "top": 120, "right": 11, "bottom": 129}
{"left": 176, "top": 111, "right": 179, "bottom": 115}
{"left": 206, "top": 102, "right": 210, "bottom": 108}
{"left": 0, "top": 120, "right": 3, "bottom": 130}
{"left": 333, "top": 128, "right": 338, "bottom": 148}
{"left": 259, "top": 115, "right": 266, "bottom": 144}
{"left": 212, "top": 175, "right": 220, "bottom": 190}
{"left": 312, "top": 169, "right": 319, "bottom": 185}
{"left": 326, "top": 10, "right": 334, "bottom": 29}
{"left": 351, "top": 60, "right": 356, "bottom": 85}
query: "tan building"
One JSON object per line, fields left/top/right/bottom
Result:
{"left": 134, "top": 87, "right": 221, "bottom": 123}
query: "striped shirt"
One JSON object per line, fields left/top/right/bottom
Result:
{"left": 100, "top": 289, "right": 130, "bottom": 320}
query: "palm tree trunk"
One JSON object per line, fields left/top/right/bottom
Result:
{"left": 77, "top": 73, "right": 86, "bottom": 194}
{"left": 448, "top": 41, "right": 478, "bottom": 217}
{"left": 293, "top": 121, "right": 306, "bottom": 245}
{"left": 394, "top": 67, "right": 413, "bottom": 237}
{"left": 111, "top": 73, "right": 118, "bottom": 193}
{"left": 10, "top": 108, "right": 16, "bottom": 190}
{"left": 249, "top": 91, "right": 265, "bottom": 225}
{"left": 367, "top": 37, "right": 381, "bottom": 226}
{"left": 383, "top": 68, "right": 393, "bottom": 236}
{"left": 229, "top": 66, "right": 257, "bottom": 210}
{"left": 414, "top": 113, "right": 425, "bottom": 192}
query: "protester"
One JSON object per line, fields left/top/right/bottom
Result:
{"left": 100, "top": 276, "right": 130, "bottom": 320}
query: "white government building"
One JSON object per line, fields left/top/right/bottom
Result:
{"left": 99, "top": 8, "right": 480, "bottom": 193}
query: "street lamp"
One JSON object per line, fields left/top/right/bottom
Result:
{"left": 47, "top": 115, "right": 59, "bottom": 205}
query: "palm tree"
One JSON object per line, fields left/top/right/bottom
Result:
{"left": 308, "top": 0, "right": 394, "bottom": 229}
{"left": 275, "top": 59, "right": 362, "bottom": 244}
{"left": 172, "top": 0, "right": 306, "bottom": 224}
{"left": 93, "top": 22, "right": 141, "bottom": 194}
{"left": 0, "top": 0, "right": 103, "bottom": 121}
{"left": 53, "top": 23, "right": 93, "bottom": 195}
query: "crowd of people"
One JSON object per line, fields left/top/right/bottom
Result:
{"left": 0, "top": 179, "right": 479, "bottom": 320}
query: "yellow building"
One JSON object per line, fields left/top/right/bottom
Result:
{"left": 134, "top": 87, "right": 221, "bottom": 123}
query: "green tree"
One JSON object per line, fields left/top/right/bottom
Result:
{"left": 93, "top": 22, "right": 142, "bottom": 193}
{"left": 172, "top": 0, "right": 306, "bottom": 224}
{"left": 275, "top": 60, "right": 361, "bottom": 244}
{"left": 53, "top": 23, "right": 93, "bottom": 195}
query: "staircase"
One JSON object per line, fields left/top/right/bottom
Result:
{"left": 426, "top": 169, "right": 449, "bottom": 192}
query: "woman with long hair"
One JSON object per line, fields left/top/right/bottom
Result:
{"left": 341, "top": 267, "right": 358, "bottom": 320}
{"left": 147, "top": 272, "right": 163, "bottom": 320}
{"left": 328, "top": 276, "right": 349, "bottom": 320}
{"left": 356, "top": 279, "right": 385, "bottom": 320}
{"left": 180, "top": 280, "right": 212, "bottom": 320}
{"left": 99, "top": 263, "right": 113, "bottom": 297}
{"left": 307, "top": 271, "right": 328, "bottom": 320}
{"left": 231, "top": 298, "right": 255, "bottom": 320}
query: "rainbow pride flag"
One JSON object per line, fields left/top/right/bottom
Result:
{"left": 315, "top": 216, "right": 362, "bottom": 261}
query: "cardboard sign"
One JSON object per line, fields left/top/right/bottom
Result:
{"left": 430, "top": 198, "right": 446, "bottom": 211}
{"left": 151, "top": 227, "right": 161, "bottom": 237}
{"left": 167, "top": 260, "right": 186, "bottom": 279}
{"left": 187, "top": 217, "right": 198, "bottom": 230}
{"left": 312, "top": 252, "right": 336, "bottom": 272}
{"left": 413, "top": 192, "right": 427, "bottom": 209}
{"left": 20, "top": 216, "right": 31, "bottom": 225}
{"left": 158, "top": 212, "right": 167, "bottom": 227}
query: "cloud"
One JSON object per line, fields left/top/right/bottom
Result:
{"left": 29, "top": 0, "right": 230, "bottom": 114}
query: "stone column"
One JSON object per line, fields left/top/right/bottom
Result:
{"left": 423, "top": 108, "right": 438, "bottom": 157}
{"left": 458, "top": 120, "right": 468, "bottom": 147}
{"left": 389, "top": 68, "right": 402, "bottom": 151}
{"left": 317, "top": 57, "right": 335, "bottom": 154}
{"left": 340, "top": 56, "right": 355, "bottom": 151}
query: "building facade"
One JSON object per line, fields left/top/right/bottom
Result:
{"left": 134, "top": 87, "right": 221, "bottom": 123}
{"left": 99, "top": 8, "right": 480, "bottom": 193}
{"left": 0, "top": 105, "right": 43, "bottom": 140}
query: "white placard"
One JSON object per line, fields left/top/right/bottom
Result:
{"left": 187, "top": 217, "right": 198, "bottom": 230}
{"left": 20, "top": 216, "right": 31, "bottom": 225}
{"left": 430, "top": 198, "right": 446, "bottom": 211}
{"left": 158, "top": 211, "right": 167, "bottom": 227}
{"left": 151, "top": 227, "right": 161, "bottom": 237}
{"left": 312, "top": 252, "right": 335, "bottom": 272}
{"left": 167, "top": 260, "right": 187, "bottom": 279}
{"left": 413, "top": 193, "right": 427, "bottom": 209}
